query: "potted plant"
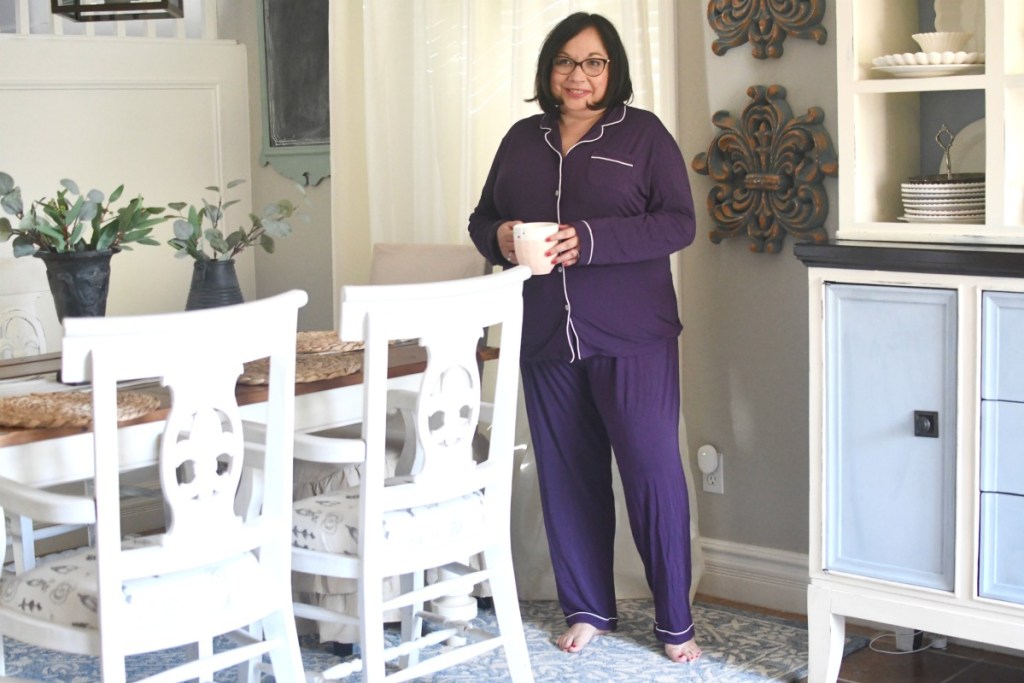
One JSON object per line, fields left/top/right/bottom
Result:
{"left": 0, "top": 172, "right": 166, "bottom": 321}
{"left": 167, "top": 179, "right": 305, "bottom": 310}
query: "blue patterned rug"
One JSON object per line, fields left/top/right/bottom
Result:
{"left": 3, "top": 599, "right": 867, "bottom": 682}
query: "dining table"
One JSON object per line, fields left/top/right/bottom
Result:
{"left": 0, "top": 343, "right": 440, "bottom": 490}
{"left": 0, "top": 340, "right": 499, "bottom": 629}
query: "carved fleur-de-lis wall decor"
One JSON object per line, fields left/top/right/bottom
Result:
{"left": 707, "top": 0, "right": 828, "bottom": 59}
{"left": 691, "top": 84, "right": 838, "bottom": 254}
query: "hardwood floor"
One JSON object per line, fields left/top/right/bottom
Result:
{"left": 695, "top": 594, "right": 1024, "bottom": 683}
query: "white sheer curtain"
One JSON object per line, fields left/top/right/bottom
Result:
{"left": 351, "top": 0, "right": 676, "bottom": 246}
{"left": 334, "top": 0, "right": 701, "bottom": 602}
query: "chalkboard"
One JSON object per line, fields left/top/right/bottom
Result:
{"left": 257, "top": 0, "right": 330, "bottom": 186}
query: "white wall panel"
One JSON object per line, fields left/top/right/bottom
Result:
{"left": 0, "top": 37, "right": 252, "bottom": 324}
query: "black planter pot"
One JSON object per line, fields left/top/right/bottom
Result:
{"left": 34, "top": 248, "right": 117, "bottom": 322}
{"left": 185, "top": 259, "right": 244, "bottom": 310}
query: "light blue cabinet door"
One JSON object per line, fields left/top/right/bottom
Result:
{"left": 979, "top": 493, "right": 1024, "bottom": 604}
{"left": 982, "top": 292, "right": 1024, "bottom": 402}
{"left": 824, "top": 284, "right": 957, "bottom": 591}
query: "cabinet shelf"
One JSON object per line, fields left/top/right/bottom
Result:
{"left": 837, "top": 223, "right": 1024, "bottom": 247}
{"left": 838, "top": 0, "right": 1022, "bottom": 245}
{"left": 854, "top": 74, "right": 986, "bottom": 93}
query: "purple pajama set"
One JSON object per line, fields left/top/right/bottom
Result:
{"left": 468, "top": 104, "right": 698, "bottom": 645}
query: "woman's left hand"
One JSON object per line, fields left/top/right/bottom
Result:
{"left": 549, "top": 224, "right": 581, "bottom": 267}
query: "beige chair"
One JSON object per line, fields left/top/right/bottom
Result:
{"left": 0, "top": 291, "right": 308, "bottom": 682}
{"left": 290, "top": 266, "right": 533, "bottom": 681}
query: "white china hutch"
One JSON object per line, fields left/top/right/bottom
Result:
{"left": 796, "top": 1, "right": 1024, "bottom": 681}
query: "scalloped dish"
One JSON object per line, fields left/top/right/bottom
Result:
{"left": 872, "top": 63, "right": 984, "bottom": 78}
{"left": 872, "top": 51, "right": 984, "bottom": 67}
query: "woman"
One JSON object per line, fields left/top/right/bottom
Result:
{"left": 467, "top": 12, "right": 701, "bottom": 663}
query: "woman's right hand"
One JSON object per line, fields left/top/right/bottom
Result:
{"left": 498, "top": 220, "right": 521, "bottom": 264}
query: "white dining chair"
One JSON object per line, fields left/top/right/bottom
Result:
{"left": 293, "top": 241, "right": 491, "bottom": 499}
{"left": 288, "top": 266, "right": 533, "bottom": 682}
{"left": 0, "top": 253, "right": 165, "bottom": 576}
{"left": 284, "top": 242, "right": 491, "bottom": 650}
{"left": 0, "top": 255, "right": 59, "bottom": 359}
{"left": 0, "top": 290, "right": 308, "bottom": 683}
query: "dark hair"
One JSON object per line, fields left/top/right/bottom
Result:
{"left": 529, "top": 12, "right": 633, "bottom": 114}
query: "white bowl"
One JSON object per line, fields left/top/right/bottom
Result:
{"left": 912, "top": 32, "right": 972, "bottom": 53}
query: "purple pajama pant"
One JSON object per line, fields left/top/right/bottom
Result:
{"left": 520, "top": 338, "right": 695, "bottom": 645}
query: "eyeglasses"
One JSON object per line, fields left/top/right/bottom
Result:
{"left": 552, "top": 56, "right": 610, "bottom": 77}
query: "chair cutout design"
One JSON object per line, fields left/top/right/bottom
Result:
{"left": 0, "top": 291, "right": 308, "bottom": 683}
{"left": 289, "top": 266, "right": 533, "bottom": 682}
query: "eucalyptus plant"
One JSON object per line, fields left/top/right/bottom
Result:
{"left": 167, "top": 179, "right": 304, "bottom": 262}
{"left": 0, "top": 172, "right": 165, "bottom": 257}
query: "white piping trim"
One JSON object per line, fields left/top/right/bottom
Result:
{"left": 590, "top": 155, "right": 633, "bottom": 167}
{"left": 563, "top": 273, "right": 581, "bottom": 363}
{"left": 578, "top": 220, "right": 594, "bottom": 264}
{"left": 565, "top": 610, "right": 618, "bottom": 624}
{"left": 543, "top": 124, "right": 582, "bottom": 363}
{"left": 654, "top": 622, "right": 695, "bottom": 637}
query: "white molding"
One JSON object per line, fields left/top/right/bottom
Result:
{"left": 697, "top": 537, "right": 810, "bottom": 615}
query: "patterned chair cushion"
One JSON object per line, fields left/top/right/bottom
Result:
{"left": 292, "top": 487, "right": 486, "bottom": 556}
{"left": 0, "top": 536, "right": 260, "bottom": 630}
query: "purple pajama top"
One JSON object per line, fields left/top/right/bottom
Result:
{"left": 468, "top": 104, "right": 696, "bottom": 362}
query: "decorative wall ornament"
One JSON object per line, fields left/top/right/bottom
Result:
{"left": 691, "top": 84, "right": 838, "bottom": 254}
{"left": 707, "top": 0, "right": 828, "bottom": 59}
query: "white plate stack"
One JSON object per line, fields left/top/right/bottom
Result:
{"left": 900, "top": 173, "right": 985, "bottom": 223}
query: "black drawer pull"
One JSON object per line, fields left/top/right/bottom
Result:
{"left": 914, "top": 410, "right": 939, "bottom": 438}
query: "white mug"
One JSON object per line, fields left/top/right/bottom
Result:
{"left": 513, "top": 222, "right": 559, "bottom": 275}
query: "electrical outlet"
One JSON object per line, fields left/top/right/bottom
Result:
{"left": 702, "top": 457, "right": 724, "bottom": 494}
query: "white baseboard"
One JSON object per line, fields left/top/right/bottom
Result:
{"left": 696, "top": 537, "right": 809, "bottom": 615}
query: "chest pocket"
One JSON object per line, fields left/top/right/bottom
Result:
{"left": 586, "top": 154, "right": 637, "bottom": 189}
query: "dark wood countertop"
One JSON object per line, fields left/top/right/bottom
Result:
{"left": 793, "top": 240, "right": 1024, "bottom": 278}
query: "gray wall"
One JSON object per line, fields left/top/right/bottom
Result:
{"left": 676, "top": 3, "right": 838, "bottom": 555}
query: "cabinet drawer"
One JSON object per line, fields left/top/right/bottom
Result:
{"left": 980, "top": 400, "right": 1024, "bottom": 496}
{"left": 982, "top": 292, "right": 1024, "bottom": 402}
{"left": 979, "top": 492, "right": 1024, "bottom": 605}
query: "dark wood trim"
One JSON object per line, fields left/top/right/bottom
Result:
{"left": 794, "top": 241, "right": 1024, "bottom": 279}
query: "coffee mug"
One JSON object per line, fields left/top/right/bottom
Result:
{"left": 513, "top": 222, "right": 559, "bottom": 275}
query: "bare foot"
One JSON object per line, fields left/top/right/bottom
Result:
{"left": 665, "top": 639, "right": 702, "bottom": 663}
{"left": 556, "top": 623, "right": 609, "bottom": 653}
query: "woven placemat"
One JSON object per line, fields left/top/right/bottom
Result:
{"left": 239, "top": 352, "right": 362, "bottom": 385}
{"left": 296, "top": 331, "right": 364, "bottom": 355}
{"left": 0, "top": 390, "right": 161, "bottom": 429}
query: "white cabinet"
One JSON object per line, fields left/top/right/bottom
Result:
{"left": 836, "top": 0, "right": 1024, "bottom": 245}
{"left": 797, "top": 244, "right": 1024, "bottom": 683}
